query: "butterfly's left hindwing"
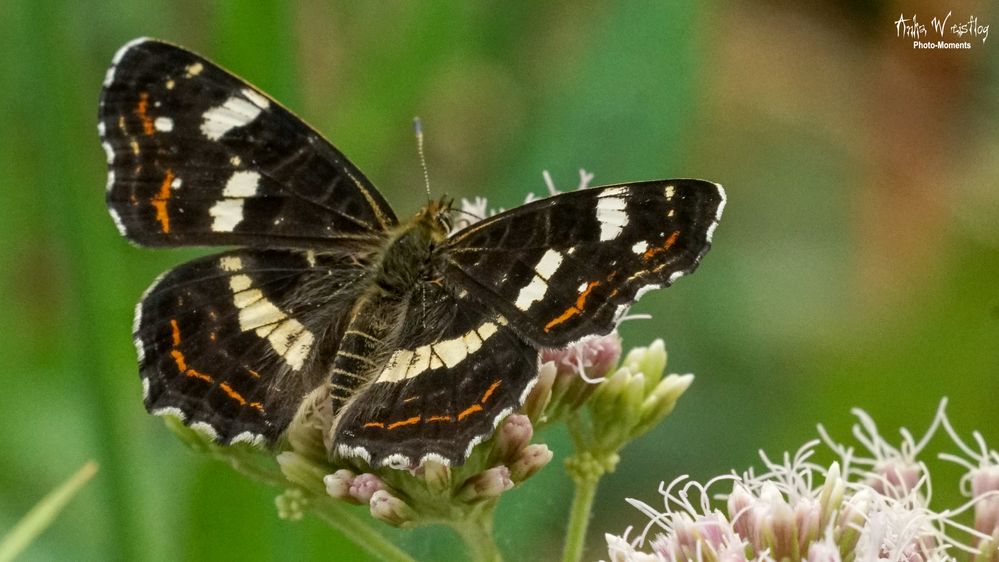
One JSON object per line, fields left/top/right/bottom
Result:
{"left": 137, "top": 248, "right": 366, "bottom": 443}
{"left": 100, "top": 38, "right": 397, "bottom": 249}
{"left": 443, "top": 180, "right": 725, "bottom": 347}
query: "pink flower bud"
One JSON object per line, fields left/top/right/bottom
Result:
{"left": 349, "top": 473, "right": 385, "bottom": 504}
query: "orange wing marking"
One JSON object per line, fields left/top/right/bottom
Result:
{"left": 135, "top": 92, "right": 154, "bottom": 135}
{"left": 219, "top": 381, "right": 265, "bottom": 413}
{"left": 388, "top": 416, "right": 421, "bottom": 430}
{"left": 168, "top": 318, "right": 265, "bottom": 413}
{"left": 642, "top": 231, "right": 680, "bottom": 261}
{"left": 458, "top": 379, "right": 502, "bottom": 420}
{"left": 457, "top": 404, "right": 483, "bottom": 421}
{"left": 170, "top": 319, "right": 182, "bottom": 346}
{"left": 481, "top": 379, "right": 502, "bottom": 404}
{"left": 219, "top": 382, "right": 242, "bottom": 403}
{"left": 151, "top": 169, "right": 175, "bottom": 233}
{"left": 364, "top": 379, "right": 503, "bottom": 428}
{"left": 170, "top": 349, "right": 188, "bottom": 372}
{"left": 545, "top": 280, "right": 602, "bottom": 332}
{"left": 186, "top": 368, "right": 213, "bottom": 384}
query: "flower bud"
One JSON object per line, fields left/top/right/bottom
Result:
{"left": 349, "top": 473, "right": 385, "bottom": 504}
{"left": 457, "top": 466, "right": 513, "bottom": 502}
{"left": 369, "top": 489, "right": 416, "bottom": 527}
{"left": 275, "top": 488, "right": 308, "bottom": 521}
{"left": 542, "top": 333, "right": 623, "bottom": 420}
{"left": 634, "top": 374, "right": 693, "bottom": 436}
{"left": 972, "top": 465, "right": 999, "bottom": 538}
{"left": 866, "top": 460, "right": 922, "bottom": 498}
{"left": 728, "top": 483, "right": 755, "bottom": 540}
{"left": 622, "top": 339, "right": 667, "bottom": 389}
{"left": 323, "top": 469, "right": 359, "bottom": 503}
{"left": 421, "top": 459, "right": 451, "bottom": 494}
{"left": 276, "top": 451, "right": 326, "bottom": 491}
{"left": 509, "top": 444, "right": 553, "bottom": 482}
{"left": 590, "top": 369, "right": 646, "bottom": 451}
{"left": 522, "top": 361, "right": 556, "bottom": 423}
{"left": 494, "top": 414, "right": 533, "bottom": 463}
{"left": 589, "top": 369, "right": 630, "bottom": 422}
{"left": 541, "top": 332, "right": 622, "bottom": 381}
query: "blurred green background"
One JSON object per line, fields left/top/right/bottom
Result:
{"left": 2, "top": 2, "right": 997, "bottom": 560}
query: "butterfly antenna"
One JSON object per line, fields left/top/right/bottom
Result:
{"left": 414, "top": 117, "right": 432, "bottom": 200}
{"left": 452, "top": 207, "right": 484, "bottom": 221}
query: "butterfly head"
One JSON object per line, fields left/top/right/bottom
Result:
{"left": 373, "top": 197, "right": 454, "bottom": 293}
{"left": 416, "top": 196, "right": 454, "bottom": 239}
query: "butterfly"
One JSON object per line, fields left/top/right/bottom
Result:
{"left": 99, "top": 38, "right": 725, "bottom": 469}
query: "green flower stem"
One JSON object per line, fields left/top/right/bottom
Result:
{"left": 311, "top": 499, "right": 416, "bottom": 562}
{"left": 561, "top": 469, "right": 600, "bottom": 562}
{"left": 225, "top": 450, "right": 292, "bottom": 488}
{"left": 0, "top": 461, "right": 98, "bottom": 562}
{"left": 563, "top": 414, "right": 619, "bottom": 562}
{"left": 450, "top": 511, "right": 503, "bottom": 562}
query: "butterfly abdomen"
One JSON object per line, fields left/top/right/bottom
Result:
{"left": 326, "top": 207, "right": 451, "bottom": 416}
{"left": 328, "top": 305, "right": 396, "bottom": 415}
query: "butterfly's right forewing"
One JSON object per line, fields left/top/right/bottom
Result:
{"left": 443, "top": 180, "right": 725, "bottom": 347}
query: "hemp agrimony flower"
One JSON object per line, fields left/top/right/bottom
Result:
{"left": 605, "top": 400, "right": 999, "bottom": 562}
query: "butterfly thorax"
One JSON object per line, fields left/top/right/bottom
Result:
{"left": 372, "top": 199, "right": 451, "bottom": 296}
{"left": 323, "top": 199, "right": 453, "bottom": 423}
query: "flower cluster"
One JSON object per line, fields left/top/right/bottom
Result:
{"left": 604, "top": 400, "right": 999, "bottom": 562}
{"left": 275, "top": 403, "right": 554, "bottom": 528}
{"left": 555, "top": 338, "right": 692, "bottom": 482}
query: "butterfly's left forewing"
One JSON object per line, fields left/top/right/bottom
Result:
{"left": 100, "top": 38, "right": 397, "bottom": 249}
{"left": 443, "top": 180, "right": 725, "bottom": 347}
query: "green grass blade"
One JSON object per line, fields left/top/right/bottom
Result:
{"left": 0, "top": 461, "right": 99, "bottom": 562}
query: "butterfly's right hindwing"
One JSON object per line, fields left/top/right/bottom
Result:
{"left": 332, "top": 284, "right": 540, "bottom": 467}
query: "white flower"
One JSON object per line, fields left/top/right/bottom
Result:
{"left": 938, "top": 402, "right": 999, "bottom": 541}
{"left": 605, "top": 401, "right": 999, "bottom": 561}
{"left": 453, "top": 169, "right": 596, "bottom": 230}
